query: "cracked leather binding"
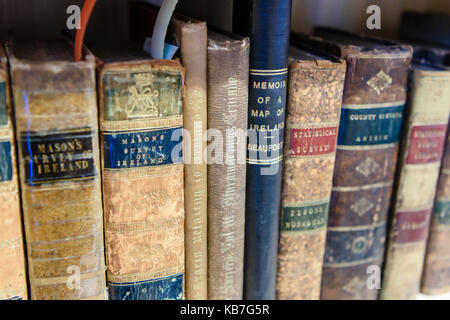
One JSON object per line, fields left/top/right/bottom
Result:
{"left": 94, "top": 44, "right": 185, "bottom": 300}
{"left": 381, "top": 63, "right": 450, "bottom": 299}
{"left": 276, "top": 43, "right": 346, "bottom": 300}
{"left": 7, "top": 40, "right": 106, "bottom": 300}
{"left": 421, "top": 120, "right": 450, "bottom": 295}
{"left": 304, "top": 28, "right": 412, "bottom": 300}
{"left": 174, "top": 17, "right": 208, "bottom": 300}
{"left": 0, "top": 44, "right": 27, "bottom": 300}
{"left": 207, "top": 30, "right": 249, "bottom": 300}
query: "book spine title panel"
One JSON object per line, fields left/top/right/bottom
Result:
{"left": 100, "top": 65, "right": 185, "bottom": 300}
{"left": 176, "top": 20, "right": 208, "bottom": 300}
{"left": 244, "top": 0, "right": 292, "bottom": 300}
{"left": 0, "top": 57, "right": 27, "bottom": 300}
{"left": 381, "top": 71, "right": 450, "bottom": 300}
{"left": 276, "top": 60, "right": 346, "bottom": 300}
{"left": 321, "top": 51, "right": 412, "bottom": 300}
{"left": 10, "top": 56, "right": 106, "bottom": 300}
{"left": 207, "top": 37, "right": 249, "bottom": 300}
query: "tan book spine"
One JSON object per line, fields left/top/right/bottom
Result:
{"left": 207, "top": 33, "right": 249, "bottom": 300}
{"left": 276, "top": 57, "right": 346, "bottom": 300}
{"left": 97, "top": 58, "right": 185, "bottom": 300}
{"left": 381, "top": 67, "right": 450, "bottom": 299}
{"left": 421, "top": 125, "right": 450, "bottom": 294}
{"left": 175, "top": 20, "right": 208, "bottom": 299}
{"left": 0, "top": 45, "right": 27, "bottom": 300}
{"left": 7, "top": 41, "right": 106, "bottom": 300}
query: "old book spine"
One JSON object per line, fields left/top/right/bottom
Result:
{"left": 7, "top": 43, "right": 106, "bottom": 300}
{"left": 175, "top": 20, "right": 208, "bottom": 300}
{"left": 380, "top": 68, "right": 450, "bottom": 299}
{"left": 243, "top": 0, "right": 291, "bottom": 300}
{"left": 207, "top": 35, "right": 249, "bottom": 300}
{"left": 276, "top": 58, "right": 346, "bottom": 300}
{"left": 321, "top": 48, "right": 412, "bottom": 300}
{"left": 0, "top": 46, "right": 27, "bottom": 300}
{"left": 421, "top": 123, "right": 450, "bottom": 294}
{"left": 99, "top": 60, "right": 185, "bottom": 300}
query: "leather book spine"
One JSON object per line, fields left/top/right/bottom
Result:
{"left": 381, "top": 67, "right": 450, "bottom": 300}
{"left": 0, "top": 45, "right": 27, "bottom": 300}
{"left": 244, "top": 0, "right": 292, "bottom": 300}
{"left": 276, "top": 58, "right": 346, "bottom": 300}
{"left": 207, "top": 35, "right": 249, "bottom": 300}
{"left": 175, "top": 20, "right": 208, "bottom": 300}
{"left": 7, "top": 41, "right": 106, "bottom": 300}
{"left": 320, "top": 45, "right": 412, "bottom": 300}
{"left": 421, "top": 122, "right": 450, "bottom": 295}
{"left": 98, "top": 59, "right": 185, "bottom": 300}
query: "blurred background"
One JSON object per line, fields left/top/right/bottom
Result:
{"left": 1, "top": 0, "right": 450, "bottom": 41}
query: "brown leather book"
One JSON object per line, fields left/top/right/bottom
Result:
{"left": 421, "top": 124, "right": 450, "bottom": 295}
{"left": 7, "top": 40, "right": 106, "bottom": 300}
{"left": 302, "top": 28, "right": 412, "bottom": 300}
{"left": 206, "top": 30, "right": 249, "bottom": 300}
{"left": 276, "top": 44, "right": 346, "bottom": 300}
{"left": 0, "top": 44, "right": 27, "bottom": 300}
{"left": 93, "top": 44, "right": 185, "bottom": 300}
{"left": 381, "top": 64, "right": 450, "bottom": 300}
{"left": 174, "top": 18, "right": 208, "bottom": 300}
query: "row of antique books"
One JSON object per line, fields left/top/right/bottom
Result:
{"left": 1, "top": 2, "right": 450, "bottom": 300}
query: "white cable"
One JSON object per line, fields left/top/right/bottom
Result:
{"left": 151, "top": 0, "right": 179, "bottom": 59}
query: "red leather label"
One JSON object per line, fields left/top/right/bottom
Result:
{"left": 392, "top": 209, "right": 432, "bottom": 243}
{"left": 406, "top": 124, "right": 447, "bottom": 164}
{"left": 289, "top": 126, "right": 338, "bottom": 157}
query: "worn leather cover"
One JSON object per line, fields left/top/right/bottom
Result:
{"left": 422, "top": 120, "right": 450, "bottom": 295}
{"left": 0, "top": 44, "right": 27, "bottom": 300}
{"left": 206, "top": 31, "right": 249, "bottom": 300}
{"left": 174, "top": 18, "right": 208, "bottom": 300}
{"left": 276, "top": 46, "right": 346, "bottom": 300}
{"left": 96, "top": 49, "right": 185, "bottom": 300}
{"left": 308, "top": 28, "right": 412, "bottom": 300}
{"left": 381, "top": 65, "right": 450, "bottom": 300}
{"left": 7, "top": 40, "right": 106, "bottom": 300}
{"left": 243, "top": 0, "right": 291, "bottom": 300}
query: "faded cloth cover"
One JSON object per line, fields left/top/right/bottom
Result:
{"left": 174, "top": 18, "right": 208, "bottom": 300}
{"left": 309, "top": 28, "right": 412, "bottom": 300}
{"left": 95, "top": 47, "right": 185, "bottom": 300}
{"left": 276, "top": 45, "right": 346, "bottom": 300}
{"left": 207, "top": 31, "right": 249, "bottom": 300}
{"left": 0, "top": 44, "right": 27, "bottom": 300}
{"left": 381, "top": 64, "right": 450, "bottom": 300}
{"left": 7, "top": 40, "right": 106, "bottom": 300}
{"left": 422, "top": 119, "right": 450, "bottom": 295}
{"left": 243, "top": 0, "right": 291, "bottom": 300}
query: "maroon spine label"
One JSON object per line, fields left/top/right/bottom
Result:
{"left": 392, "top": 209, "right": 432, "bottom": 243}
{"left": 406, "top": 124, "right": 447, "bottom": 164}
{"left": 289, "top": 126, "right": 338, "bottom": 157}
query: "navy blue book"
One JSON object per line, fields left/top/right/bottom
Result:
{"left": 234, "top": 0, "right": 292, "bottom": 300}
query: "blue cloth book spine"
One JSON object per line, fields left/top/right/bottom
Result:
{"left": 242, "top": 0, "right": 292, "bottom": 300}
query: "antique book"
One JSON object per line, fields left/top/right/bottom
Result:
{"left": 306, "top": 28, "right": 412, "bottom": 299}
{"left": 381, "top": 63, "right": 450, "bottom": 300}
{"left": 174, "top": 17, "right": 208, "bottom": 300}
{"left": 276, "top": 43, "right": 346, "bottom": 300}
{"left": 7, "top": 40, "right": 106, "bottom": 300}
{"left": 233, "top": 0, "right": 292, "bottom": 300}
{"left": 421, "top": 122, "right": 450, "bottom": 295}
{"left": 206, "top": 30, "right": 249, "bottom": 300}
{"left": 93, "top": 44, "right": 185, "bottom": 300}
{"left": 0, "top": 44, "right": 27, "bottom": 300}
